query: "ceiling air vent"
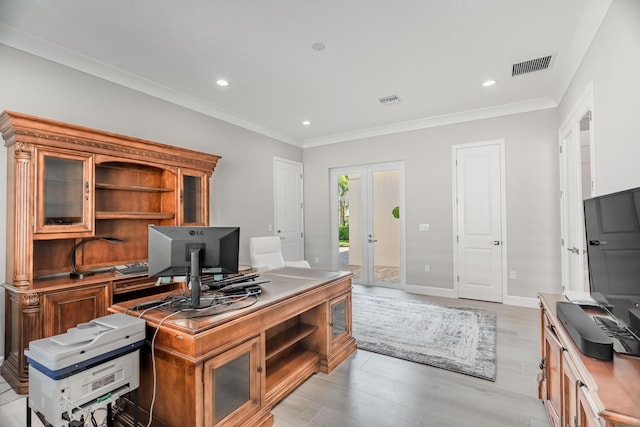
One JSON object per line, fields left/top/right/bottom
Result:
{"left": 512, "top": 54, "right": 554, "bottom": 77}
{"left": 378, "top": 94, "right": 401, "bottom": 106}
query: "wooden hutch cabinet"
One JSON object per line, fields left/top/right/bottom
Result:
{"left": 0, "top": 111, "right": 220, "bottom": 393}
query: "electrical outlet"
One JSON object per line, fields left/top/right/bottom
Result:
{"left": 510, "top": 271, "right": 517, "bottom": 279}
{"left": 315, "top": 257, "right": 319, "bottom": 263}
{"left": 424, "top": 264, "right": 430, "bottom": 272}
{"left": 419, "top": 224, "right": 430, "bottom": 232}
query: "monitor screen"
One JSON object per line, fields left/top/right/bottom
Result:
{"left": 584, "top": 187, "right": 640, "bottom": 326}
{"left": 147, "top": 225, "right": 240, "bottom": 278}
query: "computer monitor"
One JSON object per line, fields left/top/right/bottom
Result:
{"left": 584, "top": 187, "right": 640, "bottom": 327}
{"left": 148, "top": 225, "right": 240, "bottom": 308}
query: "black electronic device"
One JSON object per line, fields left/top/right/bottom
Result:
{"left": 147, "top": 226, "right": 240, "bottom": 309}
{"left": 592, "top": 316, "right": 640, "bottom": 356}
{"left": 584, "top": 187, "right": 640, "bottom": 327}
{"left": 131, "top": 300, "right": 165, "bottom": 311}
{"left": 630, "top": 307, "right": 640, "bottom": 335}
{"left": 556, "top": 302, "right": 613, "bottom": 360}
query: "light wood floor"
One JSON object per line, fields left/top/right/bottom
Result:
{"left": 0, "top": 285, "right": 550, "bottom": 427}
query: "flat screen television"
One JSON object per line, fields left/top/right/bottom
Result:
{"left": 148, "top": 225, "right": 240, "bottom": 308}
{"left": 584, "top": 186, "right": 640, "bottom": 331}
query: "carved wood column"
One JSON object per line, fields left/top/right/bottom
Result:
{"left": 12, "top": 143, "right": 33, "bottom": 288}
{"left": 1, "top": 289, "right": 40, "bottom": 394}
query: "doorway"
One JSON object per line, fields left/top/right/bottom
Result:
{"left": 559, "top": 85, "right": 595, "bottom": 292}
{"left": 330, "top": 162, "right": 405, "bottom": 288}
{"left": 452, "top": 140, "right": 506, "bottom": 303}
{"left": 274, "top": 157, "right": 304, "bottom": 261}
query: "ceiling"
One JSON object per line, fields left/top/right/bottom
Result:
{"left": 0, "top": 0, "right": 612, "bottom": 147}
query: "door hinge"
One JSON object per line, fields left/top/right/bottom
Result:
{"left": 301, "top": 232, "right": 303, "bottom": 238}
{"left": 587, "top": 110, "right": 593, "bottom": 121}
{"left": 559, "top": 145, "right": 563, "bottom": 154}
{"left": 456, "top": 235, "right": 459, "bottom": 243}
{"left": 456, "top": 275, "right": 459, "bottom": 282}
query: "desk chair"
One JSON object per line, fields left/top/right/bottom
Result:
{"left": 249, "top": 236, "right": 311, "bottom": 272}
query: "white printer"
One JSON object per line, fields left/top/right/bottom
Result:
{"left": 25, "top": 313, "right": 146, "bottom": 426}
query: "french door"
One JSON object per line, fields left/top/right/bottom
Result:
{"left": 330, "top": 162, "right": 404, "bottom": 288}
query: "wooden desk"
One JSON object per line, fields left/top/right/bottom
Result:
{"left": 109, "top": 268, "right": 356, "bottom": 427}
{"left": 538, "top": 293, "right": 640, "bottom": 427}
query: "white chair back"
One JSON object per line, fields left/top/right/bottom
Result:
{"left": 249, "top": 236, "right": 311, "bottom": 271}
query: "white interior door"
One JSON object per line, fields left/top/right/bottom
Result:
{"left": 274, "top": 157, "right": 304, "bottom": 261}
{"left": 453, "top": 141, "right": 505, "bottom": 302}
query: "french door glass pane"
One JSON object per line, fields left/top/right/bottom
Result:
{"left": 372, "top": 170, "right": 400, "bottom": 285}
{"left": 338, "top": 173, "right": 362, "bottom": 283}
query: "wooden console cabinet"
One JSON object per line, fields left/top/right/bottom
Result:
{"left": 538, "top": 293, "right": 640, "bottom": 427}
{"left": 109, "top": 267, "right": 357, "bottom": 427}
{"left": 0, "top": 111, "right": 220, "bottom": 393}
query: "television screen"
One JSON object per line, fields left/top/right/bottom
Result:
{"left": 584, "top": 187, "right": 640, "bottom": 326}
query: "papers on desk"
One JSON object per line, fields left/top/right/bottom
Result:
{"left": 563, "top": 290, "right": 599, "bottom": 306}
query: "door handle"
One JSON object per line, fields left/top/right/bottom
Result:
{"left": 492, "top": 240, "right": 501, "bottom": 245}
{"left": 567, "top": 247, "right": 579, "bottom": 254}
{"left": 368, "top": 233, "right": 377, "bottom": 243}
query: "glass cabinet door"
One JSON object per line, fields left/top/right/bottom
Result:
{"left": 36, "top": 149, "right": 93, "bottom": 235}
{"left": 179, "top": 169, "right": 208, "bottom": 225}
{"left": 330, "top": 293, "right": 352, "bottom": 350}
{"left": 204, "top": 336, "right": 262, "bottom": 427}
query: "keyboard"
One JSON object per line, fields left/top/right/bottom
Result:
{"left": 593, "top": 316, "right": 640, "bottom": 356}
{"left": 114, "top": 262, "right": 149, "bottom": 276}
{"left": 201, "top": 272, "right": 260, "bottom": 288}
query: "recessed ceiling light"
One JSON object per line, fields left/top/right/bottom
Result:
{"left": 311, "top": 42, "right": 326, "bottom": 51}
{"left": 302, "top": 120, "right": 311, "bottom": 126}
{"left": 482, "top": 80, "right": 496, "bottom": 87}
{"left": 216, "top": 79, "right": 229, "bottom": 87}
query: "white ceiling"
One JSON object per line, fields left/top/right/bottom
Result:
{"left": 0, "top": 0, "right": 611, "bottom": 147}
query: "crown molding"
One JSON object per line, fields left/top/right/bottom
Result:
{"left": 1, "top": 22, "right": 561, "bottom": 150}
{"left": 0, "top": 24, "right": 299, "bottom": 146}
{"left": 302, "top": 97, "right": 558, "bottom": 148}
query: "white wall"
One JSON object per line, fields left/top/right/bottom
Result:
{"left": 559, "top": 0, "right": 640, "bottom": 195}
{"left": 0, "top": 44, "right": 303, "bottom": 357}
{"left": 304, "top": 109, "right": 561, "bottom": 301}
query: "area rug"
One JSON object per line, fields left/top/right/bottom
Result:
{"left": 351, "top": 292, "right": 497, "bottom": 381}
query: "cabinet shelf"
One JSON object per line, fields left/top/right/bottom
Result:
{"left": 265, "top": 349, "right": 319, "bottom": 397}
{"left": 265, "top": 323, "right": 317, "bottom": 361}
{"left": 95, "top": 183, "right": 174, "bottom": 193}
{"left": 95, "top": 212, "right": 175, "bottom": 220}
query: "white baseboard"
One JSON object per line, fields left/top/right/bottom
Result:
{"left": 405, "top": 283, "right": 540, "bottom": 308}
{"left": 405, "top": 284, "right": 457, "bottom": 299}
{"left": 503, "top": 295, "right": 540, "bottom": 308}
